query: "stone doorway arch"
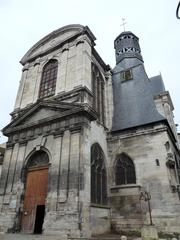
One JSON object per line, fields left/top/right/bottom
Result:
{"left": 21, "top": 150, "right": 49, "bottom": 234}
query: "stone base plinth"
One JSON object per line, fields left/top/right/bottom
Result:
{"left": 141, "top": 225, "right": 158, "bottom": 240}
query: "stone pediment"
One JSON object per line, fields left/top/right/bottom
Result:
{"left": 20, "top": 107, "right": 63, "bottom": 125}
{"left": 3, "top": 101, "right": 83, "bottom": 134}
{"left": 20, "top": 24, "right": 96, "bottom": 65}
{"left": 3, "top": 100, "right": 97, "bottom": 135}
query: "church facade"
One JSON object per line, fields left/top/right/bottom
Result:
{"left": 0, "top": 24, "right": 180, "bottom": 237}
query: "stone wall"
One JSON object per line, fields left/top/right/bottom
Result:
{"left": 14, "top": 30, "right": 93, "bottom": 110}
{"left": 154, "top": 91, "right": 179, "bottom": 144}
{"left": 90, "top": 206, "right": 110, "bottom": 235}
{"left": 107, "top": 122, "right": 180, "bottom": 233}
{"left": 0, "top": 128, "right": 83, "bottom": 235}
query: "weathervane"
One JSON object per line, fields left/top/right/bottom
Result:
{"left": 120, "top": 18, "right": 127, "bottom": 32}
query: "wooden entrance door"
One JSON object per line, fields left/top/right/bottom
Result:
{"left": 21, "top": 166, "right": 48, "bottom": 233}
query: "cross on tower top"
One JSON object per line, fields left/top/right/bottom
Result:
{"left": 120, "top": 18, "right": 127, "bottom": 32}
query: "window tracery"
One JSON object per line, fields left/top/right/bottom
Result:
{"left": 91, "top": 143, "right": 107, "bottom": 205}
{"left": 115, "top": 153, "right": 136, "bottom": 185}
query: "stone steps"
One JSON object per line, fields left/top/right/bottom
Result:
{"left": 0, "top": 234, "right": 141, "bottom": 240}
{"left": 111, "top": 217, "right": 143, "bottom": 232}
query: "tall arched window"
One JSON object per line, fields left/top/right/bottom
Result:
{"left": 92, "top": 63, "right": 105, "bottom": 124}
{"left": 115, "top": 153, "right": 136, "bottom": 185}
{"left": 91, "top": 143, "right": 107, "bottom": 205}
{"left": 39, "top": 59, "right": 58, "bottom": 98}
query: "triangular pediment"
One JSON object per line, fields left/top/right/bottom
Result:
{"left": 3, "top": 100, "right": 83, "bottom": 134}
{"left": 3, "top": 99, "right": 97, "bottom": 136}
{"left": 20, "top": 107, "right": 63, "bottom": 125}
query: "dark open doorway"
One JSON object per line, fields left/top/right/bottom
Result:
{"left": 34, "top": 205, "right": 45, "bottom": 234}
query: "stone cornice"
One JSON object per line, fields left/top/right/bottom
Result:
{"left": 5, "top": 114, "right": 92, "bottom": 148}
{"left": 108, "top": 121, "right": 168, "bottom": 141}
{"left": 54, "top": 85, "right": 93, "bottom": 101}
{"left": 108, "top": 120, "right": 180, "bottom": 153}
{"left": 11, "top": 86, "right": 93, "bottom": 118}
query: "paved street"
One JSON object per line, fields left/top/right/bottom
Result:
{"left": 0, "top": 234, "right": 64, "bottom": 240}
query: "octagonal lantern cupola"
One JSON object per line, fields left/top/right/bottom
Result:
{"left": 114, "top": 31, "right": 143, "bottom": 64}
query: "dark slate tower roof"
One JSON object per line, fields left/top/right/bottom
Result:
{"left": 112, "top": 31, "right": 165, "bottom": 131}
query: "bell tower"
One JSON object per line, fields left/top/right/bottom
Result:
{"left": 112, "top": 30, "right": 164, "bottom": 131}
{"left": 114, "top": 31, "right": 143, "bottom": 65}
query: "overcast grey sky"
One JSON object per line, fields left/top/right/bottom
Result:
{"left": 0, "top": 0, "right": 180, "bottom": 143}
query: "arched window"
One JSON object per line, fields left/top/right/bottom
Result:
{"left": 115, "top": 153, "right": 136, "bottom": 185}
{"left": 92, "top": 63, "right": 105, "bottom": 124}
{"left": 91, "top": 143, "right": 107, "bottom": 205}
{"left": 39, "top": 59, "right": 58, "bottom": 98}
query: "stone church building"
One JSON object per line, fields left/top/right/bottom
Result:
{"left": 0, "top": 24, "right": 180, "bottom": 237}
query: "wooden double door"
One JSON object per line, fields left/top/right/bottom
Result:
{"left": 21, "top": 166, "right": 48, "bottom": 233}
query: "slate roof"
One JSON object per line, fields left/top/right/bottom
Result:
{"left": 112, "top": 65, "right": 166, "bottom": 131}
{"left": 150, "top": 74, "right": 165, "bottom": 97}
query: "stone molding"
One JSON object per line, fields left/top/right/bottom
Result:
{"left": 11, "top": 86, "right": 93, "bottom": 118}
{"left": 4, "top": 99, "right": 97, "bottom": 148}
{"left": 110, "top": 184, "right": 141, "bottom": 196}
{"left": 108, "top": 122, "right": 168, "bottom": 142}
